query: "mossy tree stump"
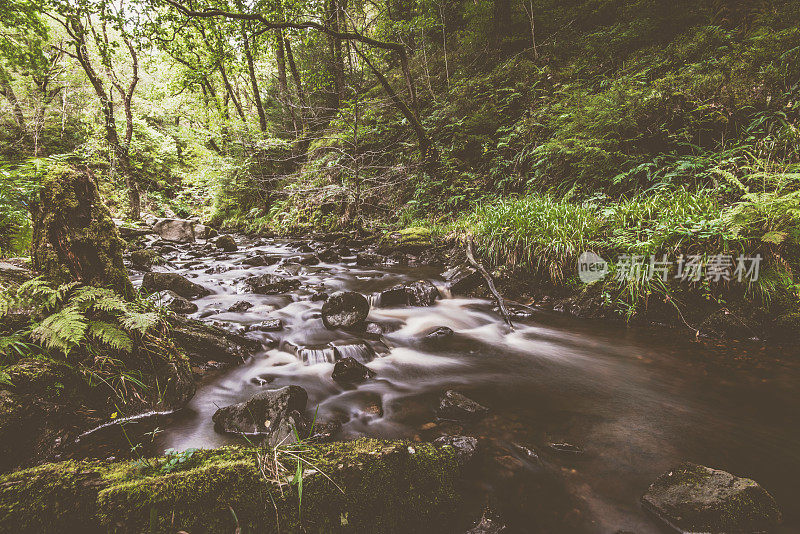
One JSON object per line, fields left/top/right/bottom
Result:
{"left": 30, "top": 163, "right": 133, "bottom": 298}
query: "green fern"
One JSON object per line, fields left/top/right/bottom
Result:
{"left": 119, "top": 312, "right": 159, "bottom": 334}
{"left": 30, "top": 305, "right": 88, "bottom": 353}
{"left": 87, "top": 321, "right": 133, "bottom": 353}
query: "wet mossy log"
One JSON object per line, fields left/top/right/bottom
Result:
{"left": 30, "top": 163, "right": 133, "bottom": 298}
{"left": 0, "top": 438, "right": 464, "bottom": 534}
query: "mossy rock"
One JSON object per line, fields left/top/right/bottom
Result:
{"left": 128, "top": 249, "right": 164, "bottom": 272}
{"left": 30, "top": 164, "right": 133, "bottom": 298}
{"left": 378, "top": 227, "right": 433, "bottom": 253}
{"left": 0, "top": 439, "right": 465, "bottom": 534}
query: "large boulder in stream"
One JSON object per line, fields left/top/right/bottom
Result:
{"left": 332, "top": 357, "right": 375, "bottom": 386}
{"left": 215, "top": 234, "right": 238, "bottom": 252}
{"left": 244, "top": 273, "right": 300, "bottom": 295}
{"left": 142, "top": 272, "right": 210, "bottom": 299}
{"left": 212, "top": 386, "right": 309, "bottom": 446}
{"left": 0, "top": 438, "right": 465, "bottom": 533}
{"left": 377, "top": 280, "right": 439, "bottom": 307}
{"left": 321, "top": 291, "right": 370, "bottom": 329}
{"left": 642, "top": 463, "right": 781, "bottom": 533}
{"left": 170, "top": 315, "right": 261, "bottom": 367}
{"left": 152, "top": 218, "right": 196, "bottom": 243}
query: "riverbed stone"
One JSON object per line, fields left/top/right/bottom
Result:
{"left": 141, "top": 272, "right": 210, "bottom": 299}
{"left": 423, "top": 326, "right": 454, "bottom": 344}
{"left": 245, "top": 273, "right": 300, "bottom": 295}
{"left": 251, "top": 319, "right": 283, "bottom": 332}
{"left": 641, "top": 462, "right": 781, "bottom": 533}
{"left": 170, "top": 315, "right": 261, "bottom": 366}
{"left": 152, "top": 218, "right": 196, "bottom": 243}
{"left": 438, "top": 390, "right": 489, "bottom": 421}
{"left": 228, "top": 300, "right": 253, "bottom": 313}
{"left": 148, "top": 290, "right": 198, "bottom": 314}
{"left": 212, "top": 386, "right": 309, "bottom": 445}
{"left": 331, "top": 357, "right": 375, "bottom": 385}
{"left": 377, "top": 280, "right": 439, "bottom": 307}
{"left": 321, "top": 291, "right": 370, "bottom": 329}
{"left": 215, "top": 234, "right": 238, "bottom": 252}
{"left": 434, "top": 435, "right": 478, "bottom": 466}
{"left": 129, "top": 249, "right": 163, "bottom": 271}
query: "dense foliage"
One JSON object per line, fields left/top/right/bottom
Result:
{"left": 1, "top": 0, "right": 799, "bottom": 319}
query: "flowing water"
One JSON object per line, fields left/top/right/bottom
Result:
{"left": 130, "top": 236, "right": 800, "bottom": 533}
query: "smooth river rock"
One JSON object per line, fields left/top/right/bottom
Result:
{"left": 377, "top": 280, "right": 439, "bottom": 307}
{"left": 321, "top": 291, "right": 370, "bottom": 329}
{"left": 141, "top": 272, "right": 210, "bottom": 299}
{"left": 437, "top": 390, "right": 489, "bottom": 421}
{"left": 641, "top": 462, "right": 781, "bottom": 533}
{"left": 212, "top": 386, "right": 309, "bottom": 446}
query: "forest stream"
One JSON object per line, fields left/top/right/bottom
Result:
{"left": 85, "top": 234, "right": 800, "bottom": 533}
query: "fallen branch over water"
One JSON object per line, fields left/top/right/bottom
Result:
{"left": 465, "top": 236, "right": 514, "bottom": 329}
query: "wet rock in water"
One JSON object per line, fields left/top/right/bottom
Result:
{"left": 547, "top": 442, "right": 584, "bottom": 456}
{"left": 442, "top": 264, "right": 482, "bottom": 293}
{"left": 434, "top": 435, "right": 478, "bottom": 466}
{"left": 227, "top": 300, "right": 253, "bottom": 313}
{"left": 332, "top": 357, "right": 375, "bottom": 385}
{"left": 377, "top": 280, "right": 439, "bottom": 307}
{"left": 241, "top": 253, "right": 279, "bottom": 266}
{"left": 438, "top": 390, "right": 489, "bottom": 421}
{"left": 141, "top": 272, "right": 210, "bottom": 299}
{"left": 465, "top": 509, "right": 507, "bottom": 534}
{"left": 316, "top": 248, "right": 339, "bottom": 262}
{"left": 310, "top": 289, "right": 328, "bottom": 301}
{"left": 244, "top": 273, "right": 300, "bottom": 295}
{"left": 170, "top": 315, "right": 261, "bottom": 366}
{"left": 364, "top": 322, "right": 385, "bottom": 339}
{"left": 212, "top": 385, "right": 309, "bottom": 446}
{"left": 152, "top": 218, "right": 196, "bottom": 243}
{"left": 194, "top": 224, "right": 217, "bottom": 239}
{"left": 251, "top": 319, "right": 283, "bottom": 332}
{"left": 321, "top": 291, "right": 370, "bottom": 329}
{"left": 149, "top": 290, "right": 198, "bottom": 314}
{"left": 295, "top": 255, "right": 319, "bottom": 266}
{"left": 215, "top": 234, "right": 237, "bottom": 252}
{"left": 642, "top": 463, "right": 781, "bottom": 533}
{"left": 129, "top": 249, "right": 163, "bottom": 271}
{"left": 423, "top": 326, "right": 454, "bottom": 344}
{"left": 356, "top": 252, "right": 383, "bottom": 266}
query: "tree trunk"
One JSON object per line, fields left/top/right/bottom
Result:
{"left": 218, "top": 60, "right": 246, "bottom": 123}
{"left": 491, "top": 0, "right": 512, "bottom": 53}
{"left": 0, "top": 66, "right": 28, "bottom": 134}
{"left": 283, "top": 35, "right": 308, "bottom": 130}
{"left": 274, "top": 28, "right": 298, "bottom": 134}
{"left": 30, "top": 164, "right": 134, "bottom": 298}
{"left": 325, "top": 0, "right": 346, "bottom": 112}
{"left": 242, "top": 23, "right": 268, "bottom": 132}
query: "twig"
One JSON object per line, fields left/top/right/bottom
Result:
{"left": 465, "top": 236, "right": 514, "bottom": 329}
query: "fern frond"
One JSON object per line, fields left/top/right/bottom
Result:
{"left": 30, "top": 305, "right": 88, "bottom": 354}
{"left": 119, "top": 311, "right": 158, "bottom": 334}
{"left": 88, "top": 321, "right": 133, "bottom": 353}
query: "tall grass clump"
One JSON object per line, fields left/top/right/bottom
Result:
{"left": 464, "top": 194, "right": 601, "bottom": 282}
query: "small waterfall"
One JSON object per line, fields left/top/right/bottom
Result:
{"left": 332, "top": 342, "right": 376, "bottom": 363}
{"left": 292, "top": 342, "right": 376, "bottom": 365}
{"left": 296, "top": 345, "right": 338, "bottom": 365}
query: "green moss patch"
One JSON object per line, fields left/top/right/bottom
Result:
{"left": 0, "top": 439, "right": 464, "bottom": 534}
